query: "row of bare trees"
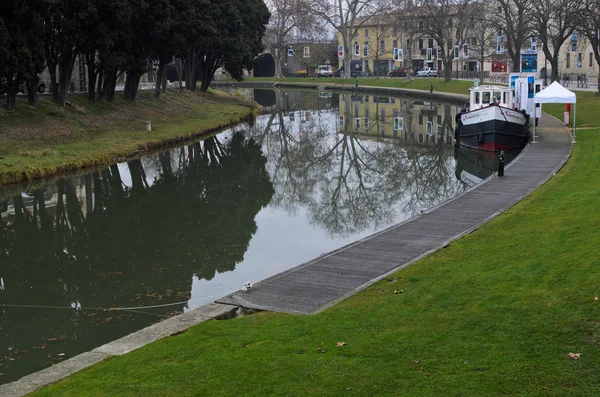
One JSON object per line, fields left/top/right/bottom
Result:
{"left": 265, "top": 0, "right": 600, "bottom": 88}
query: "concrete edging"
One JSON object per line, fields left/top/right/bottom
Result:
{"left": 0, "top": 303, "right": 238, "bottom": 397}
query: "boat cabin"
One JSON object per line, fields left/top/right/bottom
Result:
{"left": 468, "top": 85, "right": 514, "bottom": 111}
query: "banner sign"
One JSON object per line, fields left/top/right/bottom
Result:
{"left": 521, "top": 53, "right": 537, "bottom": 73}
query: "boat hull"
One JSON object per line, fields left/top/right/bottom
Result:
{"left": 457, "top": 105, "right": 529, "bottom": 151}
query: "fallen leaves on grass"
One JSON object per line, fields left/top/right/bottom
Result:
{"left": 568, "top": 352, "right": 581, "bottom": 360}
{"left": 594, "top": 297, "right": 598, "bottom": 301}
{"left": 317, "top": 347, "right": 326, "bottom": 353}
{"left": 336, "top": 342, "right": 346, "bottom": 347}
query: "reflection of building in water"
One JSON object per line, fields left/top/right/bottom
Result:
{"left": 338, "top": 94, "right": 459, "bottom": 146}
{"left": 0, "top": 176, "right": 90, "bottom": 224}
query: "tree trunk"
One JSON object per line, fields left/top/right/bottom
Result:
{"left": 5, "top": 89, "right": 16, "bottom": 110}
{"left": 86, "top": 53, "right": 97, "bottom": 102}
{"left": 343, "top": 32, "right": 352, "bottom": 79}
{"left": 186, "top": 50, "right": 196, "bottom": 91}
{"left": 511, "top": 50, "right": 521, "bottom": 73}
{"left": 406, "top": 43, "right": 414, "bottom": 81}
{"left": 57, "top": 54, "right": 76, "bottom": 106}
{"left": 103, "top": 67, "right": 118, "bottom": 102}
{"left": 26, "top": 74, "right": 39, "bottom": 106}
{"left": 273, "top": 47, "right": 284, "bottom": 78}
{"left": 154, "top": 60, "right": 167, "bottom": 98}
{"left": 123, "top": 69, "right": 142, "bottom": 101}
{"left": 479, "top": 47, "right": 485, "bottom": 82}
{"left": 48, "top": 63, "right": 59, "bottom": 103}
{"left": 161, "top": 70, "right": 168, "bottom": 93}
{"left": 199, "top": 57, "right": 218, "bottom": 92}
{"left": 97, "top": 67, "right": 104, "bottom": 100}
{"left": 444, "top": 57, "right": 452, "bottom": 82}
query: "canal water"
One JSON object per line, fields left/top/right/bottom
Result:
{"left": 0, "top": 89, "right": 514, "bottom": 384}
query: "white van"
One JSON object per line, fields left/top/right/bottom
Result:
{"left": 317, "top": 65, "right": 333, "bottom": 78}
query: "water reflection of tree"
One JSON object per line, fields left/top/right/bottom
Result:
{"left": 251, "top": 91, "right": 465, "bottom": 238}
{"left": 0, "top": 131, "right": 273, "bottom": 384}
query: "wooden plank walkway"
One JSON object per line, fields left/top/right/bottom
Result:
{"left": 217, "top": 115, "right": 573, "bottom": 314}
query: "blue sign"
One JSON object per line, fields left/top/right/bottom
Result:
{"left": 510, "top": 74, "right": 518, "bottom": 89}
{"left": 521, "top": 54, "right": 537, "bottom": 73}
{"left": 528, "top": 76, "right": 535, "bottom": 98}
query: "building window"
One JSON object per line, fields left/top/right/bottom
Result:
{"left": 590, "top": 53, "right": 594, "bottom": 67}
{"left": 303, "top": 47, "right": 310, "bottom": 58}
{"left": 448, "top": 18, "right": 453, "bottom": 28}
{"left": 379, "top": 108, "right": 386, "bottom": 122}
{"left": 418, "top": 20, "right": 424, "bottom": 30}
{"left": 363, "top": 42, "right": 369, "bottom": 57}
{"left": 428, "top": 38, "right": 434, "bottom": 48}
{"left": 380, "top": 40, "right": 385, "bottom": 52}
{"left": 393, "top": 40, "right": 398, "bottom": 49}
{"left": 570, "top": 34, "right": 578, "bottom": 52}
{"left": 406, "top": 39, "right": 410, "bottom": 49}
{"left": 354, "top": 42, "right": 360, "bottom": 56}
{"left": 566, "top": 53, "right": 570, "bottom": 68}
{"left": 419, "top": 39, "right": 424, "bottom": 50}
{"left": 496, "top": 36, "right": 504, "bottom": 53}
{"left": 394, "top": 117, "right": 404, "bottom": 131}
{"left": 418, "top": 114, "right": 423, "bottom": 125}
{"left": 365, "top": 29, "right": 369, "bottom": 37}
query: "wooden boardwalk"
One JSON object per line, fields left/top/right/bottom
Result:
{"left": 217, "top": 115, "right": 573, "bottom": 315}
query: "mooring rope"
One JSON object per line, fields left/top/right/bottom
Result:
{"left": 0, "top": 288, "right": 240, "bottom": 313}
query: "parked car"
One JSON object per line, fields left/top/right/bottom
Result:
{"left": 18, "top": 74, "right": 46, "bottom": 94}
{"left": 389, "top": 67, "right": 407, "bottom": 77}
{"left": 317, "top": 65, "right": 333, "bottom": 78}
{"left": 416, "top": 67, "right": 438, "bottom": 77}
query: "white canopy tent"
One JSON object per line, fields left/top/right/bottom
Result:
{"left": 533, "top": 81, "right": 577, "bottom": 143}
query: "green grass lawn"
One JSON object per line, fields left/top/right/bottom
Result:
{"left": 29, "top": 83, "right": 600, "bottom": 396}
{"left": 232, "top": 76, "right": 488, "bottom": 95}
{"left": 0, "top": 90, "right": 255, "bottom": 185}
{"left": 543, "top": 91, "right": 597, "bottom": 128}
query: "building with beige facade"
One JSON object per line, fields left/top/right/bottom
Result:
{"left": 337, "top": 11, "right": 598, "bottom": 85}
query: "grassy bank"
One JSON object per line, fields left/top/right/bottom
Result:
{"left": 0, "top": 90, "right": 255, "bottom": 185}
{"left": 219, "top": 77, "right": 489, "bottom": 94}
{"left": 30, "top": 85, "right": 600, "bottom": 396}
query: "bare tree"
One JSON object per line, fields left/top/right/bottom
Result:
{"left": 264, "top": 0, "right": 319, "bottom": 78}
{"left": 494, "top": 0, "right": 534, "bottom": 73}
{"left": 578, "top": 0, "right": 600, "bottom": 93}
{"left": 529, "top": 0, "right": 584, "bottom": 81}
{"left": 299, "top": 0, "right": 387, "bottom": 78}
{"left": 369, "top": 20, "right": 391, "bottom": 77}
{"left": 404, "top": 0, "right": 474, "bottom": 82}
{"left": 469, "top": 2, "right": 498, "bottom": 81}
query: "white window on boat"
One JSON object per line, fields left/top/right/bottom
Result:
{"left": 502, "top": 92, "right": 507, "bottom": 104}
{"left": 493, "top": 91, "right": 501, "bottom": 103}
{"left": 482, "top": 92, "right": 491, "bottom": 104}
{"left": 474, "top": 92, "right": 480, "bottom": 105}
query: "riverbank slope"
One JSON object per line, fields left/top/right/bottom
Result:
{"left": 0, "top": 90, "right": 256, "bottom": 185}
